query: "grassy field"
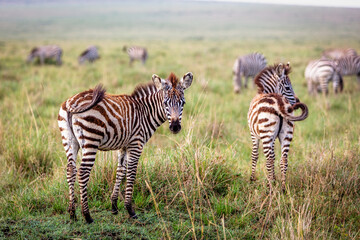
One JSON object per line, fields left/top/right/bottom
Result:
{"left": 0, "top": 1, "right": 360, "bottom": 239}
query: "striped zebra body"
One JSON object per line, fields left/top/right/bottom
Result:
{"left": 78, "top": 46, "right": 100, "bottom": 65}
{"left": 27, "top": 45, "right": 63, "bottom": 65}
{"left": 233, "top": 53, "right": 267, "bottom": 93}
{"left": 248, "top": 63, "right": 308, "bottom": 191}
{"left": 123, "top": 46, "right": 148, "bottom": 66}
{"left": 58, "top": 72, "right": 193, "bottom": 223}
{"left": 335, "top": 55, "right": 360, "bottom": 85}
{"left": 322, "top": 48, "right": 357, "bottom": 60}
{"left": 305, "top": 59, "right": 343, "bottom": 95}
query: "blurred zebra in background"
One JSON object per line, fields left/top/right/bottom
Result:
{"left": 27, "top": 45, "right": 63, "bottom": 65}
{"left": 78, "top": 46, "right": 100, "bottom": 65}
{"left": 58, "top": 72, "right": 193, "bottom": 223}
{"left": 334, "top": 55, "right": 360, "bottom": 86}
{"left": 232, "top": 52, "right": 267, "bottom": 93}
{"left": 305, "top": 59, "right": 343, "bottom": 95}
{"left": 123, "top": 46, "right": 148, "bottom": 66}
{"left": 322, "top": 48, "right": 357, "bottom": 60}
{"left": 248, "top": 63, "right": 308, "bottom": 191}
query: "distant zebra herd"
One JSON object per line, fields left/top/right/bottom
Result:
{"left": 26, "top": 44, "right": 147, "bottom": 66}
{"left": 52, "top": 44, "right": 357, "bottom": 223}
{"left": 305, "top": 48, "right": 360, "bottom": 95}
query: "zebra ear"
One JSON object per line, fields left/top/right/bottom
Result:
{"left": 180, "top": 72, "right": 193, "bottom": 90}
{"left": 152, "top": 74, "right": 166, "bottom": 90}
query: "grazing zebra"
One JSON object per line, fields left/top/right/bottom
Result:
{"left": 248, "top": 63, "right": 308, "bottom": 192}
{"left": 58, "top": 72, "right": 193, "bottom": 223}
{"left": 322, "top": 48, "right": 357, "bottom": 60}
{"left": 232, "top": 53, "right": 267, "bottom": 93}
{"left": 305, "top": 59, "right": 343, "bottom": 95}
{"left": 78, "top": 46, "right": 100, "bottom": 65}
{"left": 335, "top": 55, "right": 360, "bottom": 86}
{"left": 27, "top": 45, "right": 63, "bottom": 65}
{"left": 123, "top": 46, "right": 148, "bottom": 66}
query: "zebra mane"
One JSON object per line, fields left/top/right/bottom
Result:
{"left": 254, "top": 63, "right": 291, "bottom": 94}
{"left": 131, "top": 82, "right": 158, "bottom": 98}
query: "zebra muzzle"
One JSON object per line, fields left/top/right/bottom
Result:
{"left": 169, "top": 119, "right": 181, "bottom": 134}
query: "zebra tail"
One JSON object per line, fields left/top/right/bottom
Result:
{"left": 286, "top": 102, "right": 309, "bottom": 121}
{"left": 68, "top": 84, "right": 106, "bottom": 114}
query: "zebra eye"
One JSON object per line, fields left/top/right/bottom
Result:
{"left": 285, "top": 86, "right": 291, "bottom": 91}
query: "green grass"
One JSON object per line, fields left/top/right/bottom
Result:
{"left": 1, "top": 1, "right": 360, "bottom": 239}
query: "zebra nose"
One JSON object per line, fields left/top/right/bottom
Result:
{"left": 169, "top": 119, "right": 181, "bottom": 134}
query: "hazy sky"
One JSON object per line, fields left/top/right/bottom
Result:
{"left": 200, "top": 0, "right": 360, "bottom": 8}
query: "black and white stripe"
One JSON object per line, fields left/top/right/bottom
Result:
{"left": 305, "top": 59, "right": 343, "bottom": 95}
{"left": 232, "top": 53, "right": 267, "bottom": 93}
{"left": 78, "top": 46, "right": 100, "bottom": 65}
{"left": 27, "top": 45, "right": 63, "bottom": 65}
{"left": 58, "top": 72, "right": 193, "bottom": 223}
{"left": 123, "top": 46, "right": 148, "bottom": 66}
{"left": 335, "top": 55, "right": 360, "bottom": 85}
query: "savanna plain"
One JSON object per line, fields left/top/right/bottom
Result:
{"left": 0, "top": 1, "right": 359, "bottom": 239}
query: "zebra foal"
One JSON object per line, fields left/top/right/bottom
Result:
{"left": 58, "top": 72, "right": 193, "bottom": 223}
{"left": 232, "top": 53, "right": 267, "bottom": 93}
{"left": 123, "top": 46, "right": 148, "bottom": 66}
{"left": 305, "top": 59, "right": 343, "bottom": 95}
{"left": 78, "top": 46, "right": 100, "bottom": 65}
{"left": 248, "top": 63, "right": 308, "bottom": 192}
{"left": 27, "top": 45, "right": 63, "bottom": 65}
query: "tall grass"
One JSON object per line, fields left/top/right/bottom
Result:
{"left": 1, "top": 35, "right": 360, "bottom": 239}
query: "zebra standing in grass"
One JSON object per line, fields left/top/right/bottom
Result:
{"left": 248, "top": 63, "right": 308, "bottom": 192}
{"left": 123, "top": 46, "right": 148, "bottom": 66}
{"left": 322, "top": 48, "right": 357, "bottom": 60}
{"left": 27, "top": 45, "right": 63, "bottom": 65}
{"left": 78, "top": 46, "right": 100, "bottom": 65}
{"left": 334, "top": 55, "right": 360, "bottom": 86}
{"left": 58, "top": 72, "right": 193, "bottom": 223}
{"left": 305, "top": 59, "right": 343, "bottom": 95}
{"left": 232, "top": 53, "right": 267, "bottom": 93}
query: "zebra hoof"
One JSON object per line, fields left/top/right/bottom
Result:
{"left": 84, "top": 213, "right": 94, "bottom": 224}
{"left": 111, "top": 201, "right": 118, "bottom": 215}
{"left": 130, "top": 214, "right": 138, "bottom": 219}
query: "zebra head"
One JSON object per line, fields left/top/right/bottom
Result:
{"left": 152, "top": 72, "right": 193, "bottom": 134}
{"left": 27, "top": 47, "right": 39, "bottom": 63}
{"left": 276, "top": 63, "right": 299, "bottom": 105}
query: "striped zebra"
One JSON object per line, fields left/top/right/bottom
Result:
{"left": 78, "top": 46, "right": 100, "bottom": 65}
{"left": 27, "top": 45, "right": 63, "bottom": 65}
{"left": 123, "top": 46, "right": 148, "bottom": 66}
{"left": 232, "top": 53, "right": 267, "bottom": 93}
{"left": 335, "top": 55, "right": 360, "bottom": 86}
{"left": 322, "top": 48, "right": 357, "bottom": 60}
{"left": 305, "top": 59, "right": 343, "bottom": 95}
{"left": 248, "top": 63, "right": 308, "bottom": 192}
{"left": 58, "top": 72, "right": 193, "bottom": 223}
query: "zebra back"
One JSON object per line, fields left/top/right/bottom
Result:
{"left": 323, "top": 48, "right": 357, "bottom": 60}
{"left": 235, "top": 52, "right": 267, "bottom": 77}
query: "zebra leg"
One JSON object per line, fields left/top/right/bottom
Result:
{"left": 250, "top": 134, "right": 260, "bottom": 182}
{"left": 40, "top": 55, "right": 45, "bottom": 65}
{"left": 262, "top": 139, "right": 276, "bottom": 190}
{"left": 58, "top": 110, "right": 80, "bottom": 221}
{"left": 244, "top": 76, "right": 248, "bottom": 88}
{"left": 78, "top": 147, "right": 98, "bottom": 224}
{"left": 124, "top": 143, "right": 143, "bottom": 219}
{"left": 129, "top": 58, "right": 134, "bottom": 67}
{"left": 111, "top": 149, "right": 127, "bottom": 215}
{"left": 278, "top": 127, "right": 293, "bottom": 193}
